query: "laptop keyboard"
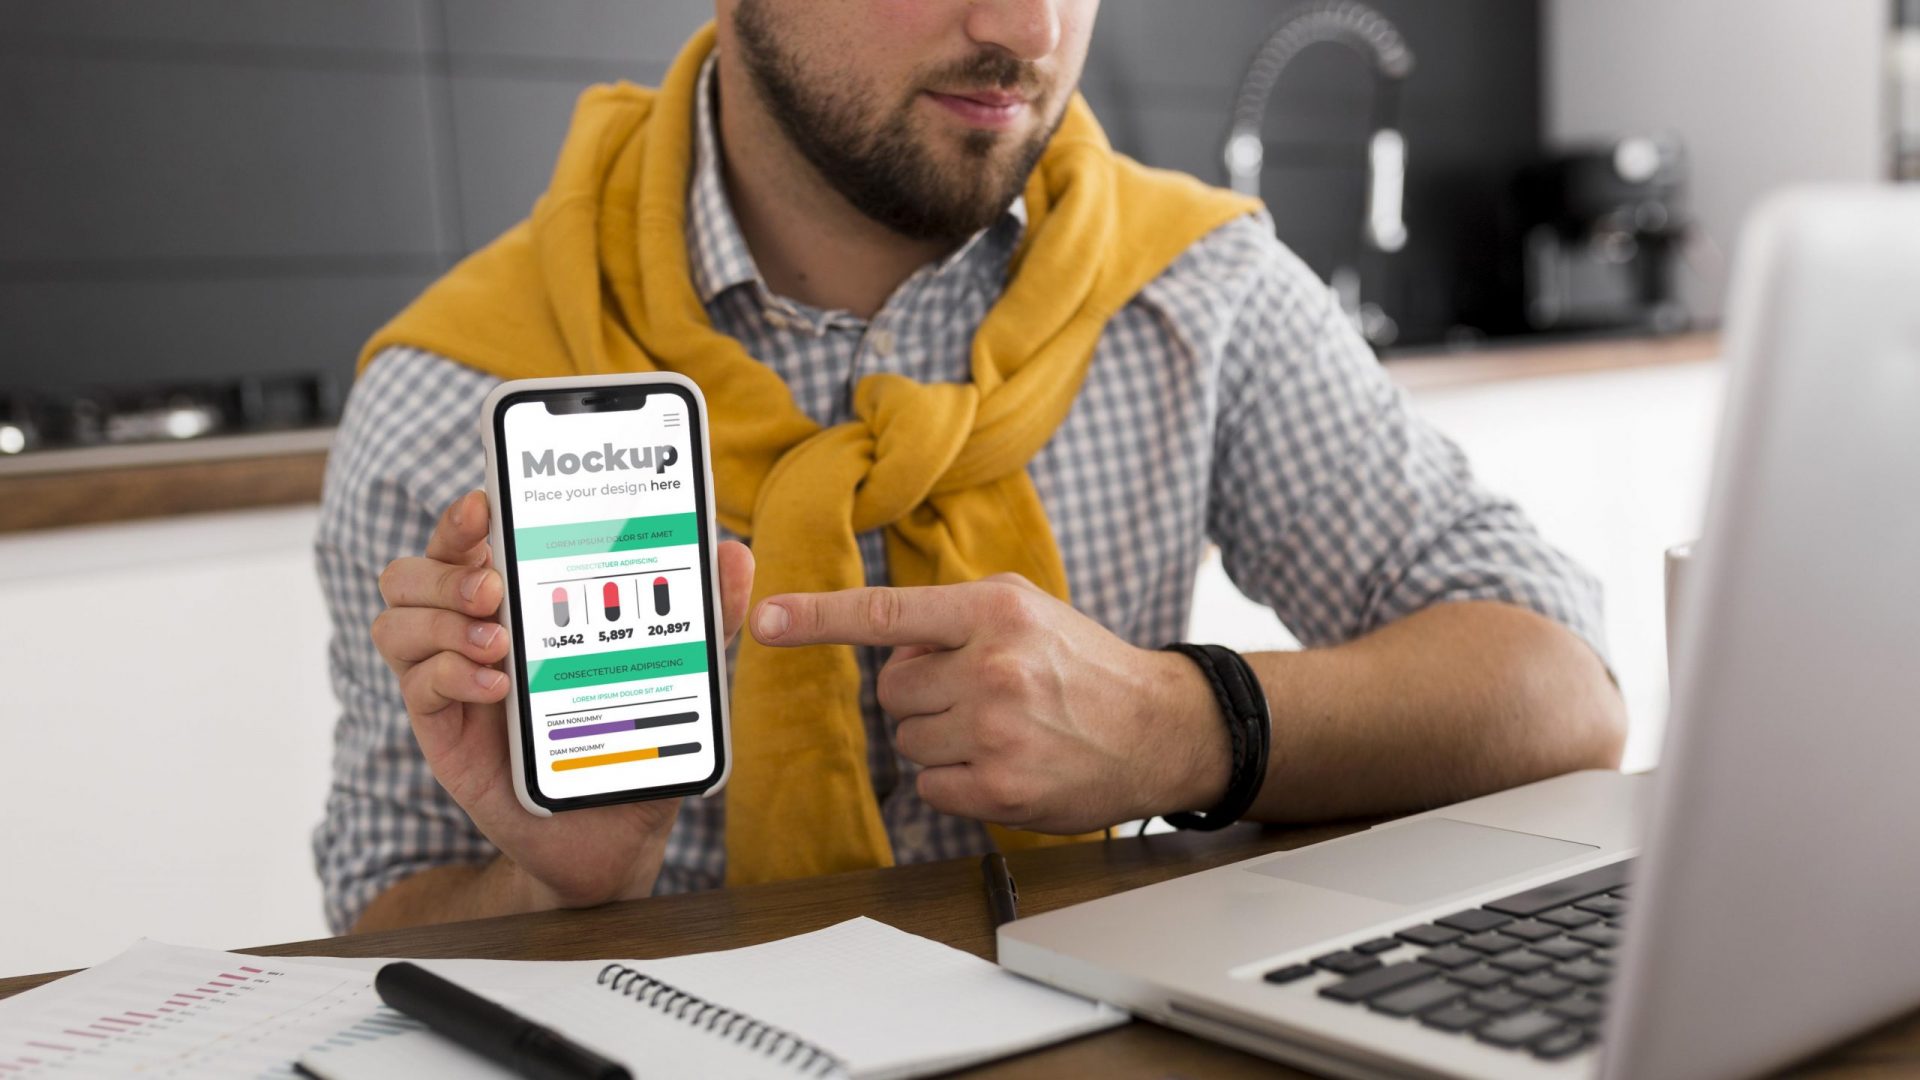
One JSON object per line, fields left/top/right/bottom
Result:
{"left": 1261, "top": 858, "right": 1633, "bottom": 1062}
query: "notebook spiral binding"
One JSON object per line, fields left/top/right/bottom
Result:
{"left": 596, "top": 962, "right": 848, "bottom": 1077}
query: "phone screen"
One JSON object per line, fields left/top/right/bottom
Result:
{"left": 493, "top": 384, "right": 725, "bottom": 809}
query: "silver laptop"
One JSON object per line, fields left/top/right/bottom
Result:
{"left": 1000, "top": 186, "right": 1920, "bottom": 1080}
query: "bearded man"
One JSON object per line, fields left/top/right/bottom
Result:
{"left": 315, "top": 0, "right": 1623, "bottom": 932}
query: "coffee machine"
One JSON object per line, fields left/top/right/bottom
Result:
{"left": 1513, "top": 135, "right": 1692, "bottom": 335}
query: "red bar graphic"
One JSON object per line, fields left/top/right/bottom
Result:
{"left": 98, "top": 1017, "right": 138, "bottom": 1026}
{"left": 27, "top": 1042, "right": 75, "bottom": 1052}
{"left": 220, "top": 972, "right": 248, "bottom": 981}
{"left": 175, "top": 992, "right": 204, "bottom": 1000}
{"left": 239, "top": 966, "right": 263, "bottom": 973}
{"left": 127, "top": 1011, "right": 158, "bottom": 1019}
{"left": 64, "top": 1030, "right": 107, "bottom": 1040}
{"left": 158, "top": 1008, "right": 175, "bottom": 1013}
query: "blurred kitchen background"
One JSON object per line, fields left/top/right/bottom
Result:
{"left": 0, "top": 0, "right": 1911, "bottom": 972}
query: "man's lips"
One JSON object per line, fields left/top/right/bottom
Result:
{"left": 922, "top": 88, "right": 1032, "bottom": 131}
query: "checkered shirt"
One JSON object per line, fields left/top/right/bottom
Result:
{"left": 312, "top": 62, "right": 1606, "bottom": 932}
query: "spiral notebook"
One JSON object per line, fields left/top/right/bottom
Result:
{"left": 296, "top": 917, "right": 1124, "bottom": 1080}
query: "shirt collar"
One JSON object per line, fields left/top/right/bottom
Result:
{"left": 685, "top": 57, "right": 1028, "bottom": 316}
{"left": 687, "top": 58, "right": 760, "bottom": 305}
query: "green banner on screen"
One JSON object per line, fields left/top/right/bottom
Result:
{"left": 513, "top": 513, "right": 698, "bottom": 558}
{"left": 527, "top": 640, "right": 710, "bottom": 693}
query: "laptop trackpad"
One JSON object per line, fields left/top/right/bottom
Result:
{"left": 1247, "top": 818, "right": 1598, "bottom": 906}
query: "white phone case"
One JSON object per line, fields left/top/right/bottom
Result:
{"left": 479, "top": 371, "right": 732, "bottom": 817}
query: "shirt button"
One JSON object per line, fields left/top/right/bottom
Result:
{"left": 868, "top": 328, "right": 896, "bottom": 357}
{"left": 897, "top": 820, "right": 931, "bottom": 853}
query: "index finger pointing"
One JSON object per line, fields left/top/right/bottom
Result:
{"left": 753, "top": 585, "right": 977, "bottom": 650}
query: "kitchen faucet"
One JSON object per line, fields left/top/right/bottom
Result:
{"left": 1223, "top": 0, "right": 1414, "bottom": 347}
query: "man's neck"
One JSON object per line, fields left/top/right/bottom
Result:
{"left": 713, "top": 53, "right": 951, "bottom": 321}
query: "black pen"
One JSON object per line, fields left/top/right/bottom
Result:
{"left": 982, "top": 852, "right": 1020, "bottom": 927}
{"left": 374, "top": 961, "right": 632, "bottom": 1080}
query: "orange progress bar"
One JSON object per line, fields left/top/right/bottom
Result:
{"left": 551, "top": 741, "right": 699, "bottom": 771}
{"left": 552, "top": 747, "right": 660, "bottom": 771}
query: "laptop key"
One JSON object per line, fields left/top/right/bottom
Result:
{"left": 1468, "top": 988, "right": 1533, "bottom": 1015}
{"left": 1435, "top": 908, "right": 1512, "bottom": 933}
{"left": 1546, "top": 995, "right": 1605, "bottom": 1023}
{"left": 1416, "top": 945, "right": 1482, "bottom": 970}
{"left": 1511, "top": 973, "right": 1576, "bottom": 999}
{"left": 1500, "top": 919, "right": 1560, "bottom": 942}
{"left": 1369, "top": 978, "right": 1467, "bottom": 1018}
{"left": 1537, "top": 906, "right": 1602, "bottom": 929}
{"left": 1554, "top": 959, "right": 1611, "bottom": 986}
{"left": 1319, "top": 961, "right": 1438, "bottom": 1004}
{"left": 1489, "top": 950, "right": 1555, "bottom": 976}
{"left": 1570, "top": 925, "right": 1622, "bottom": 949}
{"left": 1353, "top": 937, "right": 1403, "bottom": 955}
{"left": 1529, "top": 937, "right": 1592, "bottom": 961}
{"left": 1484, "top": 860, "right": 1634, "bottom": 918}
{"left": 1447, "top": 965, "right": 1510, "bottom": 990}
{"left": 1532, "top": 1027, "right": 1593, "bottom": 1060}
{"left": 1312, "top": 950, "right": 1382, "bottom": 976}
{"left": 1420, "top": 1003, "right": 1488, "bottom": 1033}
{"left": 1262, "top": 963, "right": 1315, "bottom": 985}
{"left": 1573, "top": 894, "right": 1627, "bottom": 917}
{"left": 1460, "top": 931, "right": 1525, "bottom": 954}
{"left": 1476, "top": 1010, "right": 1567, "bottom": 1049}
{"left": 1395, "top": 924, "right": 1463, "bottom": 948}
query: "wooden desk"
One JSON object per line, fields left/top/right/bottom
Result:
{"left": 1, "top": 822, "right": 1912, "bottom": 1077}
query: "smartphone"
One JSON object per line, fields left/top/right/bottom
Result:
{"left": 480, "top": 373, "right": 730, "bottom": 816}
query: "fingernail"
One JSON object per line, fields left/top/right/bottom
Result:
{"left": 468, "top": 623, "right": 500, "bottom": 648}
{"left": 475, "top": 668, "right": 505, "bottom": 693}
{"left": 756, "top": 602, "right": 790, "bottom": 641}
{"left": 461, "top": 570, "right": 486, "bottom": 603}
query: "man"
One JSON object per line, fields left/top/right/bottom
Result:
{"left": 315, "top": 0, "right": 1623, "bottom": 933}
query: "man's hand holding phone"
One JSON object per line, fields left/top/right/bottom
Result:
{"left": 371, "top": 490, "right": 754, "bottom": 917}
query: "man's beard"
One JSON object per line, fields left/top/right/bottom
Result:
{"left": 732, "top": 0, "right": 1062, "bottom": 245}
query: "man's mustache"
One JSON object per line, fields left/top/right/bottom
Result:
{"left": 922, "top": 50, "right": 1047, "bottom": 99}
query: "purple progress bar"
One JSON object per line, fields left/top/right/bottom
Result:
{"left": 548, "top": 711, "right": 699, "bottom": 740}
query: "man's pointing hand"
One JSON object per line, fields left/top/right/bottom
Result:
{"left": 750, "top": 575, "right": 1230, "bottom": 833}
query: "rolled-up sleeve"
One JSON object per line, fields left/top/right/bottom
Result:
{"left": 1205, "top": 243, "right": 1608, "bottom": 662}
{"left": 310, "top": 347, "right": 502, "bottom": 932}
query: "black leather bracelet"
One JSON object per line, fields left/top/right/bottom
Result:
{"left": 1159, "top": 643, "right": 1272, "bottom": 831}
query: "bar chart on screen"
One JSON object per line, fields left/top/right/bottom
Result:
{"left": 0, "top": 941, "right": 415, "bottom": 1078}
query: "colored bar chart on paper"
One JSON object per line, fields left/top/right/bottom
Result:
{"left": 0, "top": 941, "right": 420, "bottom": 1078}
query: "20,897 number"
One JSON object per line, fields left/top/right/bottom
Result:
{"left": 648, "top": 621, "right": 691, "bottom": 636}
